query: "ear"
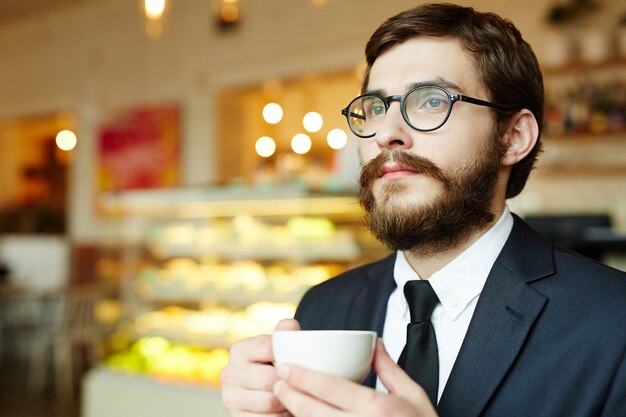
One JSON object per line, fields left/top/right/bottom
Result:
{"left": 500, "top": 109, "right": 539, "bottom": 167}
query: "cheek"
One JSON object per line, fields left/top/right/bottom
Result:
{"left": 441, "top": 110, "right": 495, "bottom": 154}
{"left": 421, "top": 129, "right": 488, "bottom": 171}
{"left": 358, "top": 140, "right": 380, "bottom": 164}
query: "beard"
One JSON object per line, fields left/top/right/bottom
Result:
{"left": 359, "top": 136, "right": 506, "bottom": 256}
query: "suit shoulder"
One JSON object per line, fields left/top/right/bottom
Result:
{"left": 302, "top": 254, "right": 394, "bottom": 301}
{"left": 548, "top": 247, "right": 626, "bottom": 314}
{"left": 294, "top": 254, "right": 395, "bottom": 328}
{"left": 553, "top": 246, "right": 626, "bottom": 283}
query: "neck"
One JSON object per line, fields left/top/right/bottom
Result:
{"left": 404, "top": 201, "right": 506, "bottom": 279}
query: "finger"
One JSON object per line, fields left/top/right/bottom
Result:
{"left": 276, "top": 364, "right": 378, "bottom": 413}
{"left": 275, "top": 318, "right": 301, "bottom": 331}
{"left": 373, "top": 339, "right": 433, "bottom": 408}
{"left": 222, "top": 386, "right": 286, "bottom": 414}
{"left": 274, "top": 379, "right": 343, "bottom": 417}
{"left": 221, "top": 362, "right": 279, "bottom": 391}
{"left": 229, "top": 334, "right": 274, "bottom": 364}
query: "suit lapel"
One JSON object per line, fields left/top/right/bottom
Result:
{"left": 437, "top": 216, "right": 555, "bottom": 417}
{"left": 345, "top": 253, "right": 397, "bottom": 387}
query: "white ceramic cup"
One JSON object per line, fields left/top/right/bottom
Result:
{"left": 272, "top": 330, "right": 377, "bottom": 382}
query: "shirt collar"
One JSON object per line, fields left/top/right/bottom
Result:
{"left": 393, "top": 206, "right": 514, "bottom": 321}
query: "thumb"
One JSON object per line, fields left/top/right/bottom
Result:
{"left": 275, "top": 318, "right": 301, "bottom": 331}
{"left": 374, "top": 339, "right": 427, "bottom": 399}
{"left": 374, "top": 339, "right": 438, "bottom": 416}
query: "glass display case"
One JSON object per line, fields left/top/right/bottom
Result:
{"left": 93, "top": 184, "right": 387, "bottom": 389}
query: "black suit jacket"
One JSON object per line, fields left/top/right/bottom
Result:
{"left": 294, "top": 214, "right": 626, "bottom": 417}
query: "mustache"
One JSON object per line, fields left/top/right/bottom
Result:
{"left": 359, "top": 150, "right": 450, "bottom": 190}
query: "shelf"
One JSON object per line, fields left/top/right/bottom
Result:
{"left": 538, "top": 132, "right": 626, "bottom": 175}
{"left": 99, "top": 187, "right": 363, "bottom": 220}
{"left": 150, "top": 239, "right": 361, "bottom": 262}
{"left": 536, "top": 166, "right": 626, "bottom": 177}
{"left": 542, "top": 56, "right": 626, "bottom": 76}
{"left": 131, "top": 310, "right": 290, "bottom": 349}
{"left": 131, "top": 330, "right": 237, "bottom": 350}
{"left": 140, "top": 285, "right": 306, "bottom": 307}
{"left": 543, "top": 132, "right": 626, "bottom": 142}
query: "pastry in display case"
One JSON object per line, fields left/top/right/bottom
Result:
{"left": 94, "top": 185, "right": 387, "bottom": 389}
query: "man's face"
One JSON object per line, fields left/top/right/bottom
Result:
{"left": 358, "top": 36, "right": 506, "bottom": 254}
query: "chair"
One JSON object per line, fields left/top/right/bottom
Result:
{"left": 0, "top": 290, "right": 43, "bottom": 367}
{"left": 29, "top": 286, "right": 102, "bottom": 399}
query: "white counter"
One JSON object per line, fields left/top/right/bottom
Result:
{"left": 82, "top": 368, "right": 229, "bottom": 417}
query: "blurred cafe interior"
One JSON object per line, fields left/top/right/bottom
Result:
{"left": 0, "top": 0, "right": 625, "bottom": 416}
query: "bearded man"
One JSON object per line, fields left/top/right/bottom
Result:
{"left": 221, "top": 4, "right": 626, "bottom": 417}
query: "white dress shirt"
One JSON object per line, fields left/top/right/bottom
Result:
{"left": 375, "top": 206, "right": 514, "bottom": 403}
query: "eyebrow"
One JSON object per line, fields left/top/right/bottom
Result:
{"left": 364, "top": 77, "right": 464, "bottom": 96}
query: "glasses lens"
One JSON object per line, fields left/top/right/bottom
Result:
{"left": 404, "top": 87, "right": 451, "bottom": 131}
{"left": 347, "top": 95, "right": 385, "bottom": 137}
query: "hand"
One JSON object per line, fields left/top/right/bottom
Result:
{"left": 221, "top": 318, "right": 301, "bottom": 417}
{"left": 273, "top": 338, "right": 438, "bottom": 417}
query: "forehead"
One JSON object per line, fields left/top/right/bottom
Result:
{"left": 367, "top": 36, "right": 483, "bottom": 95}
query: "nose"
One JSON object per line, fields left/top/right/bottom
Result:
{"left": 374, "top": 101, "right": 414, "bottom": 150}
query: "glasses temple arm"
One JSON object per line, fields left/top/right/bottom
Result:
{"left": 457, "top": 94, "right": 511, "bottom": 110}
{"left": 342, "top": 109, "right": 366, "bottom": 120}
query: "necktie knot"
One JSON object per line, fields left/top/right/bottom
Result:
{"left": 404, "top": 280, "right": 440, "bottom": 323}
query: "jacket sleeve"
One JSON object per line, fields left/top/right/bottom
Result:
{"left": 600, "top": 348, "right": 626, "bottom": 416}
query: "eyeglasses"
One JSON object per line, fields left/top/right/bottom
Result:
{"left": 341, "top": 85, "right": 508, "bottom": 138}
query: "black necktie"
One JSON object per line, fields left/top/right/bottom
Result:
{"left": 397, "top": 280, "right": 440, "bottom": 406}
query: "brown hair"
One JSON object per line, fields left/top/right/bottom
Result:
{"left": 362, "top": 3, "right": 544, "bottom": 199}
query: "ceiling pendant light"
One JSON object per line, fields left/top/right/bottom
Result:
{"left": 143, "top": 0, "right": 167, "bottom": 39}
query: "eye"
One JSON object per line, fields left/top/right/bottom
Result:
{"left": 425, "top": 97, "right": 444, "bottom": 109}
{"left": 408, "top": 89, "right": 449, "bottom": 113}
{"left": 369, "top": 103, "right": 385, "bottom": 116}
{"left": 364, "top": 98, "right": 386, "bottom": 118}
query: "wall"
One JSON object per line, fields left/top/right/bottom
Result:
{"left": 0, "top": 0, "right": 624, "bottom": 242}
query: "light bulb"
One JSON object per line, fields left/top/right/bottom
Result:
{"left": 145, "top": 0, "right": 165, "bottom": 19}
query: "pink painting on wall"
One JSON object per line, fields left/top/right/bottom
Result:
{"left": 98, "top": 105, "right": 180, "bottom": 192}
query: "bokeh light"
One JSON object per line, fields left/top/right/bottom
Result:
{"left": 55, "top": 130, "right": 77, "bottom": 151}
{"left": 291, "top": 133, "right": 312, "bottom": 154}
{"left": 302, "top": 111, "right": 323, "bottom": 133}
{"left": 263, "top": 103, "right": 283, "bottom": 124}
{"left": 255, "top": 136, "right": 276, "bottom": 157}
{"left": 327, "top": 128, "right": 348, "bottom": 150}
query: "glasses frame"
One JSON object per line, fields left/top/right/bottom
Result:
{"left": 341, "top": 85, "right": 509, "bottom": 138}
